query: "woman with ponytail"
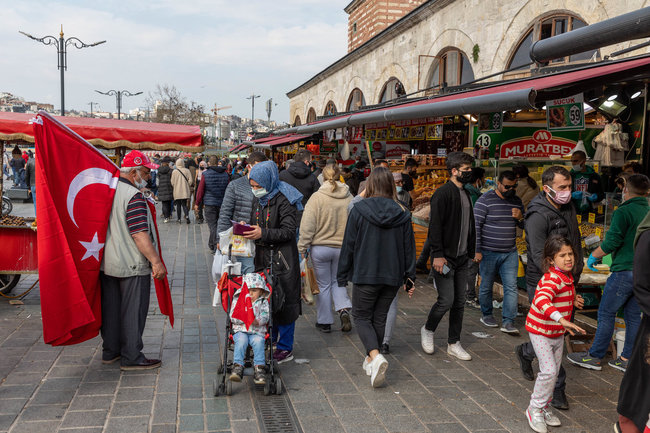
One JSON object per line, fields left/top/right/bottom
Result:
{"left": 299, "top": 165, "right": 354, "bottom": 333}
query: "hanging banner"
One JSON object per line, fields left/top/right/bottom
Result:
{"left": 477, "top": 112, "right": 503, "bottom": 133}
{"left": 546, "top": 93, "right": 585, "bottom": 131}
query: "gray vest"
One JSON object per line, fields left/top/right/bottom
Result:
{"left": 101, "top": 180, "right": 158, "bottom": 278}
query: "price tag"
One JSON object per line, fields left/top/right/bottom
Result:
{"left": 597, "top": 206, "right": 603, "bottom": 214}
{"left": 595, "top": 228, "right": 602, "bottom": 238}
{"left": 588, "top": 213, "right": 596, "bottom": 224}
{"left": 581, "top": 240, "right": 586, "bottom": 248}
{"left": 537, "top": 166, "right": 544, "bottom": 174}
{"left": 576, "top": 215, "right": 582, "bottom": 224}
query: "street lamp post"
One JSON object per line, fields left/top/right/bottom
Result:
{"left": 246, "top": 94, "right": 260, "bottom": 132}
{"left": 88, "top": 102, "right": 99, "bottom": 117}
{"left": 95, "top": 90, "right": 143, "bottom": 119}
{"left": 19, "top": 26, "right": 105, "bottom": 116}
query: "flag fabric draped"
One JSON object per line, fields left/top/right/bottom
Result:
{"left": 231, "top": 283, "right": 255, "bottom": 330}
{"left": 146, "top": 198, "right": 174, "bottom": 327}
{"left": 34, "top": 111, "right": 174, "bottom": 345}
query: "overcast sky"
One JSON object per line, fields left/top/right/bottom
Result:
{"left": 0, "top": 0, "right": 348, "bottom": 123}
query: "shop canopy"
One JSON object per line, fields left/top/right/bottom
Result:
{"left": 253, "top": 133, "right": 313, "bottom": 149}
{"left": 229, "top": 142, "right": 252, "bottom": 153}
{"left": 278, "top": 54, "right": 650, "bottom": 135}
{"left": 0, "top": 112, "right": 204, "bottom": 152}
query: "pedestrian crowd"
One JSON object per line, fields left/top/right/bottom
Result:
{"left": 98, "top": 148, "right": 650, "bottom": 433}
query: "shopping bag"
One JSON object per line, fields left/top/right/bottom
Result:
{"left": 300, "top": 258, "right": 314, "bottom": 305}
{"left": 305, "top": 256, "right": 320, "bottom": 295}
{"left": 219, "top": 227, "right": 255, "bottom": 258}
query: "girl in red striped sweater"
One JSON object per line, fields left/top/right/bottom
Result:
{"left": 525, "top": 235, "right": 585, "bottom": 433}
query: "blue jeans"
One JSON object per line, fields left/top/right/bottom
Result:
{"left": 589, "top": 271, "right": 641, "bottom": 360}
{"left": 272, "top": 322, "right": 295, "bottom": 352}
{"left": 478, "top": 250, "right": 519, "bottom": 325}
{"left": 234, "top": 256, "right": 255, "bottom": 274}
{"left": 30, "top": 186, "right": 36, "bottom": 216}
{"left": 233, "top": 332, "right": 265, "bottom": 366}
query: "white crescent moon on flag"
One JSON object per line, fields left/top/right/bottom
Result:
{"left": 67, "top": 168, "right": 119, "bottom": 227}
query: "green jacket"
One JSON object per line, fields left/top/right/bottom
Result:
{"left": 601, "top": 196, "right": 649, "bottom": 272}
{"left": 464, "top": 183, "right": 482, "bottom": 206}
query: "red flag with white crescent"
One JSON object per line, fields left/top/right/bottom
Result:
{"left": 34, "top": 111, "right": 119, "bottom": 345}
{"left": 231, "top": 283, "right": 255, "bottom": 330}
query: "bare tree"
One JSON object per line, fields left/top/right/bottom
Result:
{"left": 145, "top": 84, "right": 209, "bottom": 126}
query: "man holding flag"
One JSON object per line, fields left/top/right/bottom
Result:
{"left": 100, "top": 150, "right": 167, "bottom": 370}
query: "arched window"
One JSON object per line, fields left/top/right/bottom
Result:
{"left": 379, "top": 77, "right": 406, "bottom": 103}
{"left": 428, "top": 49, "right": 475, "bottom": 89}
{"left": 306, "top": 108, "right": 317, "bottom": 123}
{"left": 346, "top": 88, "right": 366, "bottom": 111}
{"left": 324, "top": 101, "right": 337, "bottom": 116}
{"left": 293, "top": 116, "right": 301, "bottom": 127}
{"left": 507, "top": 14, "right": 600, "bottom": 70}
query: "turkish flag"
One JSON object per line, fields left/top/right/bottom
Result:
{"left": 34, "top": 112, "right": 119, "bottom": 345}
{"left": 231, "top": 283, "right": 255, "bottom": 330}
{"left": 146, "top": 198, "right": 174, "bottom": 327}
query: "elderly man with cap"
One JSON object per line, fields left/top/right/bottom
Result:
{"left": 100, "top": 150, "right": 167, "bottom": 370}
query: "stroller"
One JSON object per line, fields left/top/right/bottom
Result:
{"left": 212, "top": 249, "right": 283, "bottom": 397}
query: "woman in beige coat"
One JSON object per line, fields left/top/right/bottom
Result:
{"left": 299, "top": 165, "right": 353, "bottom": 333}
{"left": 171, "top": 158, "right": 194, "bottom": 224}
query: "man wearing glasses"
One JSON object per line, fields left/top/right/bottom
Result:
{"left": 474, "top": 170, "right": 524, "bottom": 335}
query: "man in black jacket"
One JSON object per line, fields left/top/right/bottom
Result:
{"left": 421, "top": 151, "right": 477, "bottom": 362}
{"left": 279, "top": 149, "right": 320, "bottom": 223}
{"left": 515, "top": 165, "right": 583, "bottom": 410}
{"left": 195, "top": 156, "right": 230, "bottom": 254}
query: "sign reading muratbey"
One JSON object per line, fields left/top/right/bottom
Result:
{"left": 500, "top": 129, "right": 575, "bottom": 159}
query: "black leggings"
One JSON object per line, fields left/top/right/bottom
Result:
{"left": 161, "top": 200, "right": 173, "bottom": 218}
{"left": 175, "top": 200, "right": 189, "bottom": 220}
{"left": 351, "top": 284, "right": 399, "bottom": 355}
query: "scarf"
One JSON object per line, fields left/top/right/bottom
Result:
{"left": 249, "top": 161, "right": 304, "bottom": 211}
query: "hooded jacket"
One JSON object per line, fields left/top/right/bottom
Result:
{"left": 171, "top": 158, "right": 194, "bottom": 200}
{"left": 156, "top": 164, "right": 174, "bottom": 201}
{"left": 279, "top": 161, "right": 320, "bottom": 208}
{"left": 337, "top": 197, "right": 415, "bottom": 288}
{"left": 524, "top": 192, "right": 583, "bottom": 288}
{"left": 298, "top": 181, "right": 352, "bottom": 255}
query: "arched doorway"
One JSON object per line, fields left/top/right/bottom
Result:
{"left": 306, "top": 108, "right": 317, "bottom": 123}
{"left": 346, "top": 88, "right": 366, "bottom": 111}
{"left": 428, "top": 48, "right": 474, "bottom": 89}
{"left": 324, "top": 101, "right": 337, "bottom": 116}
{"left": 378, "top": 77, "right": 406, "bottom": 103}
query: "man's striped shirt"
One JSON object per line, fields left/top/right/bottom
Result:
{"left": 126, "top": 192, "right": 149, "bottom": 235}
{"left": 474, "top": 189, "right": 524, "bottom": 253}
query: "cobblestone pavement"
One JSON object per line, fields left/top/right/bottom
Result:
{"left": 0, "top": 200, "right": 623, "bottom": 433}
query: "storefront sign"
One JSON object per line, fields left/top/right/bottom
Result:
{"left": 476, "top": 133, "right": 491, "bottom": 148}
{"left": 385, "top": 144, "right": 411, "bottom": 158}
{"left": 477, "top": 112, "right": 503, "bottom": 133}
{"left": 499, "top": 130, "right": 576, "bottom": 158}
{"left": 546, "top": 93, "right": 585, "bottom": 131}
{"left": 364, "top": 117, "right": 442, "bottom": 142}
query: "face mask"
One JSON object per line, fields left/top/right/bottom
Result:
{"left": 396, "top": 186, "right": 403, "bottom": 193}
{"left": 135, "top": 171, "right": 147, "bottom": 189}
{"left": 546, "top": 186, "right": 571, "bottom": 205}
{"left": 252, "top": 187, "right": 268, "bottom": 198}
{"left": 503, "top": 188, "right": 516, "bottom": 198}
{"left": 571, "top": 164, "right": 582, "bottom": 172}
{"left": 621, "top": 189, "right": 627, "bottom": 202}
{"left": 457, "top": 170, "right": 473, "bottom": 184}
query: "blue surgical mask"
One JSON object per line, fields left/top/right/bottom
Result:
{"left": 252, "top": 187, "right": 268, "bottom": 198}
{"left": 396, "top": 186, "right": 403, "bottom": 193}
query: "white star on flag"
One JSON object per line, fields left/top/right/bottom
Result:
{"left": 79, "top": 232, "right": 105, "bottom": 262}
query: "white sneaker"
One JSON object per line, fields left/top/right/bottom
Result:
{"left": 447, "top": 342, "right": 472, "bottom": 361}
{"left": 370, "top": 354, "right": 388, "bottom": 388}
{"left": 526, "top": 407, "right": 548, "bottom": 433}
{"left": 362, "top": 357, "right": 371, "bottom": 376}
{"left": 542, "top": 407, "right": 561, "bottom": 427}
{"left": 420, "top": 325, "right": 435, "bottom": 354}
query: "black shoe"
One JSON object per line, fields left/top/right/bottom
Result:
{"left": 186, "top": 217, "right": 191, "bottom": 224}
{"left": 197, "top": 219, "right": 204, "bottom": 224}
{"left": 253, "top": 365, "right": 266, "bottom": 385}
{"left": 515, "top": 344, "right": 534, "bottom": 381}
{"left": 230, "top": 363, "right": 244, "bottom": 382}
{"left": 380, "top": 343, "right": 390, "bottom": 355}
{"left": 120, "top": 358, "right": 162, "bottom": 371}
{"left": 339, "top": 310, "right": 352, "bottom": 332}
{"left": 551, "top": 390, "right": 569, "bottom": 410}
{"left": 614, "top": 421, "right": 622, "bottom": 433}
{"left": 315, "top": 323, "right": 331, "bottom": 333}
{"left": 177, "top": 219, "right": 182, "bottom": 224}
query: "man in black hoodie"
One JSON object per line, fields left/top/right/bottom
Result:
{"left": 421, "top": 152, "right": 477, "bottom": 362}
{"left": 515, "top": 165, "right": 583, "bottom": 410}
{"left": 279, "top": 149, "right": 320, "bottom": 224}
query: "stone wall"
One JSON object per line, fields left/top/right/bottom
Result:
{"left": 290, "top": 0, "right": 650, "bottom": 125}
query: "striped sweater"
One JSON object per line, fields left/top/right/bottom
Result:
{"left": 525, "top": 268, "right": 575, "bottom": 338}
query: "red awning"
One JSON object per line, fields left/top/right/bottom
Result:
{"left": 229, "top": 143, "right": 251, "bottom": 153}
{"left": 0, "top": 112, "right": 204, "bottom": 151}
{"left": 264, "top": 134, "right": 313, "bottom": 148}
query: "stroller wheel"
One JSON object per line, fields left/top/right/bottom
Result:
{"left": 213, "top": 378, "right": 220, "bottom": 397}
{"left": 275, "top": 378, "right": 283, "bottom": 395}
{"left": 263, "top": 381, "right": 271, "bottom": 396}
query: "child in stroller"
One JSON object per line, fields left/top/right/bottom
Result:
{"left": 229, "top": 273, "right": 269, "bottom": 385}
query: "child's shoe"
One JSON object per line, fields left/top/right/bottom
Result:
{"left": 253, "top": 365, "right": 266, "bottom": 385}
{"left": 229, "top": 363, "right": 244, "bottom": 382}
{"left": 526, "top": 407, "right": 548, "bottom": 433}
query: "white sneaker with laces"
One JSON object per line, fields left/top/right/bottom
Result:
{"left": 370, "top": 354, "right": 388, "bottom": 388}
{"left": 362, "top": 357, "right": 371, "bottom": 376}
{"left": 421, "top": 325, "right": 435, "bottom": 354}
{"left": 447, "top": 342, "right": 472, "bottom": 361}
{"left": 526, "top": 407, "right": 548, "bottom": 433}
{"left": 542, "top": 407, "right": 561, "bottom": 427}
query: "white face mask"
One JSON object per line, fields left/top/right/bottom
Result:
{"left": 252, "top": 187, "right": 268, "bottom": 198}
{"left": 571, "top": 164, "right": 582, "bottom": 172}
{"left": 135, "top": 170, "right": 147, "bottom": 189}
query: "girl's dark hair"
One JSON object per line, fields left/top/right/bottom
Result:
{"left": 543, "top": 235, "right": 575, "bottom": 272}
{"left": 513, "top": 164, "right": 538, "bottom": 190}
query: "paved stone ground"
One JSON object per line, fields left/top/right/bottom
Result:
{"left": 0, "top": 198, "right": 623, "bottom": 433}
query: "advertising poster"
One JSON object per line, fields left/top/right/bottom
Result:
{"left": 546, "top": 93, "right": 585, "bottom": 131}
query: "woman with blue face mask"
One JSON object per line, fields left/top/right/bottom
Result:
{"left": 243, "top": 161, "right": 304, "bottom": 364}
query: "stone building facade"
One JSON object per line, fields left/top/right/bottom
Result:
{"left": 288, "top": 0, "right": 650, "bottom": 127}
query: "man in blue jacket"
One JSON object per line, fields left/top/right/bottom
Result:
{"left": 195, "top": 156, "right": 230, "bottom": 253}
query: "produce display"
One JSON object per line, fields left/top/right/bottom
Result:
{"left": 0, "top": 215, "right": 26, "bottom": 227}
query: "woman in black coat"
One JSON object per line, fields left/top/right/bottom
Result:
{"left": 243, "top": 161, "right": 303, "bottom": 364}
{"left": 157, "top": 158, "right": 174, "bottom": 221}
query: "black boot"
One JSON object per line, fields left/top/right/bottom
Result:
{"left": 515, "top": 344, "right": 534, "bottom": 381}
{"left": 551, "top": 389, "right": 569, "bottom": 410}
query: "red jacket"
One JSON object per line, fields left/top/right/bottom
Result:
{"left": 525, "top": 268, "right": 575, "bottom": 338}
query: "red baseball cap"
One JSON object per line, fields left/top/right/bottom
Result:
{"left": 122, "top": 150, "right": 159, "bottom": 170}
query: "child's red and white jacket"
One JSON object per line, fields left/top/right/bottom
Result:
{"left": 525, "top": 267, "right": 575, "bottom": 338}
